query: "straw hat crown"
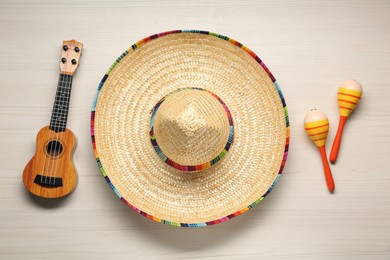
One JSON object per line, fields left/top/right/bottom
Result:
{"left": 152, "top": 88, "right": 232, "bottom": 168}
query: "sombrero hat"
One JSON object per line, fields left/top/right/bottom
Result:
{"left": 91, "top": 30, "right": 290, "bottom": 227}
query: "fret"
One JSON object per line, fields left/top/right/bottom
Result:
{"left": 57, "top": 83, "right": 71, "bottom": 88}
{"left": 58, "top": 79, "right": 72, "bottom": 84}
{"left": 51, "top": 112, "right": 69, "bottom": 119}
{"left": 50, "top": 115, "right": 67, "bottom": 120}
{"left": 54, "top": 101, "right": 69, "bottom": 105}
{"left": 49, "top": 74, "right": 73, "bottom": 132}
{"left": 52, "top": 106, "right": 69, "bottom": 111}
{"left": 52, "top": 103, "right": 69, "bottom": 108}
{"left": 50, "top": 123, "right": 67, "bottom": 128}
{"left": 56, "top": 91, "right": 70, "bottom": 95}
{"left": 50, "top": 120, "right": 66, "bottom": 125}
{"left": 54, "top": 96, "right": 70, "bottom": 100}
{"left": 50, "top": 118, "right": 67, "bottom": 123}
{"left": 51, "top": 111, "right": 69, "bottom": 116}
{"left": 55, "top": 90, "right": 71, "bottom": 96}
{"left": 54, "top": 96, "right": 70, "bottom": 101}
{"left": 52, "top": 111, "right": 69, "bottom": 116}
{"left": 51, "top": 109, "right": 69, "bottom": 118}
{"left": 57, "top": 84, "right": 70, "bottom": 88}
{"left": 54, "top": 102, "right": 70, "bottom": 107}
{"left": 50, "top": 115, "right": 68, "bottom": 121}
{"left": 50, "top": 117, "right": 67, "bottom": 122}
{"left": 52, "top": 103, "right": 70, "bottom": 108}
{"left": 52, "top": 109, "right": 69, "bottom": 114}
{"left": 51, "top": 112, "right": 68, "bottom": 117}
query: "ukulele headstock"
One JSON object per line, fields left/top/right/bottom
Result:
{"left": 59, "top": 40, "right": 83, "bottom": 75}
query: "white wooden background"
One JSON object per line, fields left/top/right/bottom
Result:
{"left": 1, "top": 0, "right": 389, "bottom": 259}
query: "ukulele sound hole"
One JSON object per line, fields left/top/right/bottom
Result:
{"left": 46, "top": 140, "right": 63, "bottom": 157}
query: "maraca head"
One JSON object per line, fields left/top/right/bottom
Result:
{"left": 338, "top": 79, "right": 363, "bottom": 117}
{"left": 304, "top": 109, "right": 329, "bottom": 148}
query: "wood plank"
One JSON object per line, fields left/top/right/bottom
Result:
{"left": 0, "top": 0, "right": 389, "bottom": 259}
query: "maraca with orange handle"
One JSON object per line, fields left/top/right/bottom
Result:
{"left": 304, "top": 109, "right": 335, "bottom": 192}
{"left": 330, "top": 80, "right": 363, "bottom": 163}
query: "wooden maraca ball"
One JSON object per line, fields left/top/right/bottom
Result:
{"left": 330, "top": 80, "right": 363, "bottom": 163}
{"left": 304, "top": 109, "right": 335, "bottom": 192}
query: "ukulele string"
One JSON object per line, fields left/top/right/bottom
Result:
{"left": 53, "top": 46, "right": 74, "bottom": 184}
{"left": 49, "top": 46, "right": 70, "bottom": 185}
{"left": 47, "top": 73, "right": 64, "bottom": 184}
{"left": 52, "top": 73, "right": 71, "bottom": 184}
{"left": 48, "top": 77, "right": 60, "bottom": 185}
{"left": 41, "top": 70, "right": 61, "bottom": 184}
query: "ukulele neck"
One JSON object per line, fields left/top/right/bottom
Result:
{"left": 49, "top": 74, "right": 73, "bottom": 132}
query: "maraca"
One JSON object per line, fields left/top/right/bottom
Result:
{"left": 304, "top": 109, "right": 335, "bottom": 192}
{"left": 330, "top": 80, "right": 363, "bottom": 163}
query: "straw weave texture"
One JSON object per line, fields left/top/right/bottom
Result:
{"left": 93, "top": 32, "right": 287, "bottom": 224}
{"left": 153, "top": 88, "right": 231, "bottom": 167}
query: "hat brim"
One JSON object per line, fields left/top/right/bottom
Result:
{"left": 91, "top": 30, "right": 290, "bottom": 227}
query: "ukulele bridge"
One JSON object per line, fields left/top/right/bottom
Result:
{"left": 34, "top": 175, "right": 63, "bottom": 188}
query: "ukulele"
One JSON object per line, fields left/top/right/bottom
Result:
{"left": 23, "top": 40, "right": 83, "bottom": 198}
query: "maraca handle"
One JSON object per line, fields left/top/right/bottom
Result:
{"left": 330, "top": 116, "right": 347, "bottom": 164}
{"left": 319, "top": 146, "right": 335, "bottom": 192}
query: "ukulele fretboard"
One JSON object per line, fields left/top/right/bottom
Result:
{"left": 49, "top": 74, "right": 73, "bottom": 132}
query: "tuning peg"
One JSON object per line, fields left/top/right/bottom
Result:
{"left": 74, "top": 47, "right": 80, "bottom": 53}
{"left": 61, "top": 57, "right": 66, "bottom": 63}
{"left": 63, "top": 45, "right": 68, "bottom": 51}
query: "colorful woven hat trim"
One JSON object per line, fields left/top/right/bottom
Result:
{"left": 149, "top": 87, "right": 234, "bottom": 171}
{"left": 91, "top": 29, "right": 290, "bottom": 227}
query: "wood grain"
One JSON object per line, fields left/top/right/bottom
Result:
{"left": 59, "top": 39, "right": 83, "bottom": 75}
{"left": 22, "top": 126, "right": 77, "bottom": 198}
{"left": 1, "top": 0, "right": 390, "bottom": 259}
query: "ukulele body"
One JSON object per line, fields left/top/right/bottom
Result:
{"left": 23, "top": 126, "right": 77, "bottom": 198}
